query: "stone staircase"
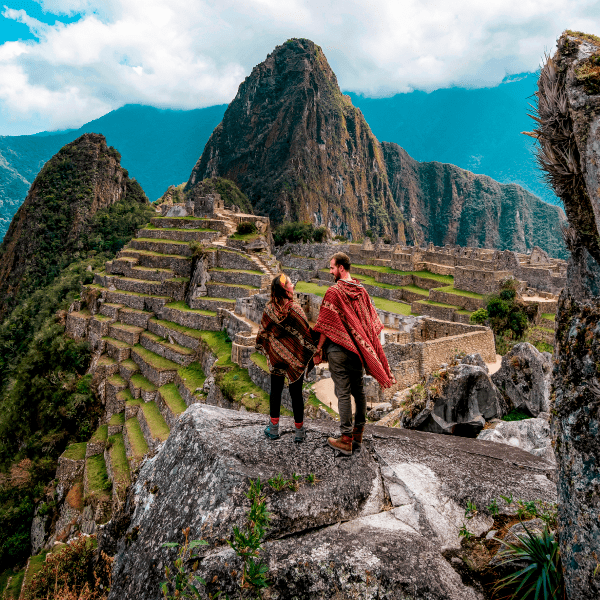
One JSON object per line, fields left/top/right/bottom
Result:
{"left": 61, "top": 207, "right": 280, "bottom": 529}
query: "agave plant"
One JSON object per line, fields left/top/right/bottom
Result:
{"left": 493, "top": 523, "right": 565, "bottom": 600}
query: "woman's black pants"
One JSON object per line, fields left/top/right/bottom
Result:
{"left": 270, "top": 373, "right": 304, "bottom": 423}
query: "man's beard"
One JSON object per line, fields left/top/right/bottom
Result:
{"left": 333, "top": 272, "right": 340, "bottom": 282}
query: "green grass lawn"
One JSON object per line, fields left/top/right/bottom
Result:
{"left": 62, "top": 442, "right": 86, "bottom": 460}
{"left": 3, "top": 568, "right": 24, "bottom": 599}
{"left": 294, "top": 281, "right": 331, "bottom": 296}
{"left": 400, "top": 284, "right": 429, "bottom": 296}
{"left": 165, "top": 301, "right": 217, "bottom": 316}
{"left": 416, "top": 299, "right": 460, "bottom": 309}
{"left": 109, "top": 412, "right": 125, "bottom": 426}
{"left": 541, "top": 313, "right": 556, "bottom": 321}
{"left": 352, "top": 264, "right": 454, "bottom": 284}
{"left": 149, "top": 318, "right": 205, "bottom": 339}
{"left": 133, "top": 345, "right": 179, "bottom": 371}
{"left": 112, "top": 322, "right": 144, "bottom": 333}
{"left": 159, "top": 383, "right": 188, "bottom": 415}
{"left": 177, "top": 362, "right": 206, "bottom": 392}
{"left": 135, "top": 237, "right": 189, "bottom": 245}
{"left": 130, "top": 372, "right": 158, "bottom": 392}
{"left": 229, "top": 232, "right": 262, "bottom": 241}
{"left": 142, "top": 331, "right": 194, "bottom": 355}
{"left": 140, "top": 402, "right": 170, "bottom": 441}
{"left": 143, "top": 225, "right": 217, "bottom": 233}
{"left": 108, "top": 374, "right": 127, "bottom": 387}
{"left": 434, "top": 285, "right": 484, "bottom": 299}
{"left": 90, "top": 424, "right": 108, "bottom": 444}
{"left": 250, "top": 352, "right": 269, "bottom": 372}
{"left": 125, "top": 418, "right": 149, "bottom": 458}
{"left": 206, "top": 281, "right": 258, "bottom": 290}
{"left": 93, "top": 314, "right": 113, "bottom": 322}
{"left": 210, "top": 267, "right": 263, "bottom": 275}
{"left": 108, "top": 434, "right": 130, "bottom": 487}
{"left": 86, "top": 454, "right": 111, "bottom": 498}
{"left": 124, "top": 249, "right": 192, "bottom": 260}
{"left": 23, "top": 551, "right": 49, "bottom": 591}
{"left": 119, "top": 358, "right": 140, "bottom": 372}
{"left": 118, "top": 388, "right": 135, "bottom": 403}
{"left": 153, "top": 216, "right": 208, "bottom": 221}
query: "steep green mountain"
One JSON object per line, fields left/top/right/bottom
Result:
{"left": 383, "top": 143, "right": 567, "bottom": 257}
{"left": 0, "top": 104, "right": 226, "bottom": 240}
{"left": 0, "top": 135, "right": 155, "bottom": 568}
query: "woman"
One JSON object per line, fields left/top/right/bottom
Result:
{"left": 255, "top": 274, "right": 318, "bottom": 442}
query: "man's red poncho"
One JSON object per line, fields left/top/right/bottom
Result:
{"left": 314, "top": 278, "right": 396, "bottom": 388}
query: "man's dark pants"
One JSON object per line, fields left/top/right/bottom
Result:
{"left": 327, "top": 349, "right": 367, "bottom": 436}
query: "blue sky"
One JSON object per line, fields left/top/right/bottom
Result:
{"left": 1, "top": 0, "right": 600, "bottom": 136}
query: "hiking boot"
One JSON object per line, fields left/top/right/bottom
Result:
{"left": 264, "top": 422, "right": 280, "bottom": 440}
{"left": 327, "top": 434, "right": 353, "bottom": 455}
{"left": 352, "top": 426, "right": 364, "bottom": 452}
{"left": 294, "top": 425, "right": 306, "bottom": 443}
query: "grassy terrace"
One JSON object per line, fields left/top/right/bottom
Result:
{"left": 122, "top": 249, "right": 191, "bottom": 260}
{"left": 90, "top": 424, "right": 108, "bottom": 444}
{"left": 86, "top": 454, "right": 111, "bottom": 498}
{"left": 125, "top": 417, "right": 148, "bottom": 458}
{"left": 542, "top": 313, "right": 556, "bottom": 321}
{"left": 159, "top": 383, "right": 188, "bottom": 415}
{"left": 2, "top": 568, "right": 24, "bottom": 599}
{"left": 133, "top": 345, "right": 179, "bottom": 371}
{"left": 434, "top": 285, "right": 484, "bottom": 299}
{"left": 165, "top": 301, "right": 217, "bottom": 316}
{"left": 143, "top": 224, "right": 217, "bottom": 232}
{"left": 62, "top": 442, "right": 86, "bottom": 460}
{"left": 206, "top": 281, "right": 258, "bottom": 290}
{"left": 143, "top": 331, "right": 194, "bottom": 355}
{"left": 200, "top": 330, "right": 282, "bottom": 414}
{"left": 112, "top": 322, "right": 144, "bottom": 333}
{"left": 130, "top": 372, "right": 158, "bottom": 392}
{"left": 415, "top": 299, "right": 461, "bottom": 309}
{"left": 135, "top": 237, "right": 189, "bottom": 245}
{"left": 352, "top": 264, "right": 454, "bottom": 284}
{"left": 140, "top": 402, "right": 170, "bottom": 441}
{"left": 22, "top": 552, "right": 49, "bottom": 591}
{"left": 210, "top": 267, "right": 263, "bottom": 275}
{"left": 108, "top": 434, "right": 130, "bottom": 486}
{"left": 93, "top": 314, "right": 113, "bottom": 322}
{"left": 108, "top": 374, "right": 127, "bottom": 387}
{"left": 294, "top": 281, "right": 413, "bottom": 315}
{"left": 229, "top": 232, "right": 261, "bottom": 241}
{"left": 104, "top": 336, "right": 133, "bottom": 349}
{"left": 250, "top": 352, "right": 269, "bottom": 372}
{"left": 153, "top": 216, "right": 208, "bottom": 221}
{"left": 120, "top": 358, "right": 140, "bottom": 371}
{"left": 150, "top": 318, "right": 204, "bottom": 340}
{"left": 118, "top": 388, "right": 135, "bottom": 403}
{"left": 109, "top": 412, "right": 125, "bottom": 426}
{"left": 400, "top": 284, "right": 429, "bottom": 296}
{"left": 131, "top": 265, "right": 172, "bottom": 273}
{"left": 178, "top": 362, "right": 206, "bottom": 393}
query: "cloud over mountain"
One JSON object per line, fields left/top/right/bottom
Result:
{"left": 1, "top": 0, "right": 600, "bottom": 134}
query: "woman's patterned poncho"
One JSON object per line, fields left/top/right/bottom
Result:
{"left": 255, "top": 300, "right": 318, "bottom": 383}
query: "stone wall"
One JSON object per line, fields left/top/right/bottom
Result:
{"left": 454, "top": 267, "right": 513, "bottom": 295}
{"left": 420, "top": 331, "right": 496, "bottom": 372}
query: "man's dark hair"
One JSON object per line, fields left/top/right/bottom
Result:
{"left": 332, "top": 252, "right": 351, "bottom": 271}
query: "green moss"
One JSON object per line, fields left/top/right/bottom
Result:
{"left": 125, "top": 418, "right": 148, "bottom": 458}
{"left": 178, "top": 362, "right": 206, "bottom": 392}
{"left": 61, "top": 442, "right": 87, "bottom": 460}
{"left": 129, "top": 373, "right": 158, "bottom": 392}
{"left": 90, "top": 424, "right": 108, "bottom": 444}
{"left": 165, "top": 301, "right": 217, "bottom": 315}
{"left": 133, "top": 345, "right": 179, "bottom": 371}
{"left": 140, "top": 402, "right": 170, "bottom": 441}
{"left": 435, "top": 285, "right": 484, "bottom": 299}
{"left": 159, "top": 383, "right": 187, "bottom": 415}
{"left": 250, "top": 352, "right": 269, "bottom": 372}
{"left": 108, "top": 434, "right": 130, "bottom": 486}
{"left": 86, "top": 454, "right": 111, "bottom": 498}
{"left": 108, "top": 412, "right": 125, "bottom": 426}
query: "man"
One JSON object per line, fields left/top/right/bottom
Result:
{"left": 314, "top": 252, "right": 396, "bottom": 455}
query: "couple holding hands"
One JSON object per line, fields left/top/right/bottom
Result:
{"left": 255, "top": 252, "right": 396, "bottom": 456}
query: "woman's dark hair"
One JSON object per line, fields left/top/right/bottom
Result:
{"left": 270, "top": 273, "right": 290, "bottom": 304}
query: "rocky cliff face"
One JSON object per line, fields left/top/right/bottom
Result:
{"left": 187, "top": 38, "right": 406, "bottom": 242}
{"left": 383, "top": 143, "right": 567, "bottom": 257}
{"left": 532, "top": 30, "right": 600, "bottom": 599}
{"left": 0, "top": 133, "right": 148, "bottom": 318}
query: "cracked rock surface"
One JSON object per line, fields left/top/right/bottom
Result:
{"left": 105, "top": 404, "right": 556, "bottom": 599}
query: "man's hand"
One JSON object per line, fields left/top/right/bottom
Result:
{"left": 313, "top": 347, "right": 324, "bottom": 365}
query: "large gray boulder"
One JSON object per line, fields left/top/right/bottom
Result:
{"left": 413, "top": 364, "right": 505, "bottom": 437}
{"left": 477, "top": 418, "right": 555, "bottom": 465}
{"left": 491, "top": 342, "right": 552, "bottom": 417}
{"left": 104, "top": 404, "right": 555, "bottom": 599}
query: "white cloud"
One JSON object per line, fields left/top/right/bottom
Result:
{"left": 1, "top": 0, "right": 600, "bottom": 133}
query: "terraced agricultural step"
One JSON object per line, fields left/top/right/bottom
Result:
{"left": 109, "top": 322, "right": 145, "bottom": 345}
{"left": 118, "top": 307, "right": 153, "bottom": 328}
{"left": 83, "top": 453, "right": 112, "bottom": 523}
{"left": 105, "top": 275, "right": 169, "bottom": 296}
{"left": 110, "top": 257, "right": 176, "bottom": 282}
{"left": 103, "top": 337, "right": 133, "bottom": 362}
{"left": 123, "top": 416, "right": 149, "bottom": 468}
{"left": 160, "top": 302, "right": 222, "bottom": 331}
{"left": 89, "top": 314, "right": 115, "bottom": 337}
{"left": 108, "top": 411, "right": 125, "bottom": 435}
{"left": 205, "top": 281, "right": 260, "bottom": 299}
{"left": 108, "top": 256, "right": 139, "bottom": 275}
{"left": 140, "top": 331, "right": 196, "bottom": 366}
{"left": 122, "top": 391, "right": 140, "bottom": 419}
{"left": 151, "top": 216, "right": 229, "bottom": 233}
{"left": 176, "top": 362, "right": 207, "bottom": 406}
{"left": 118, "top": 358, "right": 140, "bottom": 380}
{"left": 119, "top": 249, "right": 192, "bottom": 276}
{"left": 129, "top": 372, "right": 158, "bottom": 402}
{"left": 137, "top": 401, "right": 170, "bottom": 451}
{"left": 131, "top": 345, "right": 179, "bottom": 387}
{"left": 147, "top": 318, "right": 204, "bottom": 350}
{"left": 106, "top": 374, "right": 128, "bottom": 417}
{"left": 189, "top": 296, "right": 236, "bottom": 311}
{"left": 105, "top": 432, "right": 130, "bottom": 506}
{"left": 156, "top": 383, "right": 188, "bottom": 429}
{"left": 130, "top": 238, "right": 192, "bottom": 256}
{"left": 105, "top": 289, "right": 173, "bottom": 312}
{"left": 208, "top": 267, "right": 268, "bottom": 288}
{"left": 99, "top": 302, "right": 124, "bottom": 319}
{"left": 138, "top": 227, "right": 220, "bottom": 242}
{"left": 95, "top": 354, "right": 119, "bottom": 379}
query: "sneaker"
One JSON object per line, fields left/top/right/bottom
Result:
{"left": 264, "top": 422, "right": 280, "bottom": 440}
{"left": 327, "top": 434, "right": 353, "bottom": 455}
{"left": 294, "top": 425, "right": 306, "bottom": 443}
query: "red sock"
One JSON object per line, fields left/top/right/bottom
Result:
{"left": 295, "top": 422, "right": 303, "bottom": 429}
{"left": 271, "top": 417, "right": 279, "bottom": 425}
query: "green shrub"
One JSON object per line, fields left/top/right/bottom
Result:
{"left": 236, "top": 221, "right": 257, "bottom": 235}
{"left": 470, "top": 308, "right": 488, "bottom": 325}
{"left": 273, "top": 222, "right": 329, "bottom": 245}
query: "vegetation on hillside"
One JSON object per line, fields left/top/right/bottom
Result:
{"left": 273, "top": 221, "right": 327, "bottom": 245}
{"left": 186, "top": 177, "right": 253, "bottom": 214}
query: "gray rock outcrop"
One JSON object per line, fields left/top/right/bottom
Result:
{"left": 477, "top": 418, "right": 555, "bottom": 465}
{"left": 491, "top": 343, "right": 552, "bottom": 417}
{"left": 104, "top": 404, "right": 555, "bottom": 599}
